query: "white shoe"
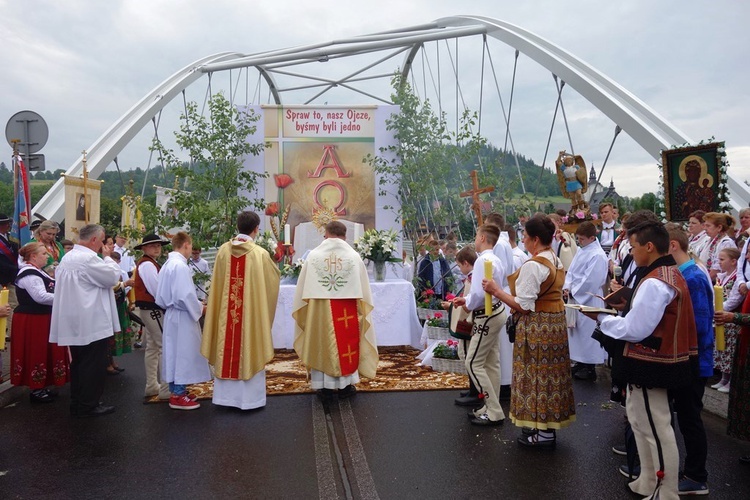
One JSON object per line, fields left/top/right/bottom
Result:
{"left": 718, "top": 384, "right": 730, "bottom": 393}
{"left": 711, "top": 380, "right": 727, "bottom": 389}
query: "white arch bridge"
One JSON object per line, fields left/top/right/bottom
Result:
{"left": 33, "top": 15, "right": 750, "bottom": 222}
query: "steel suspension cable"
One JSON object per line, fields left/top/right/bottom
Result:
{"left": 503, "top": 50, "right": 520, "bottom": 153}
{"left": 554, "top": 76, "right": 575, "bottom": 156}
{"left": 594, "top": 125, "right": 623, "bottom": 194}
{"left": 533, "top": 75, "right": 565, "bottom": 199}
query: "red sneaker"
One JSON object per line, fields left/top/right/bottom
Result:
{"left": 169, "top": 394, "right": 200, "bottom": 410}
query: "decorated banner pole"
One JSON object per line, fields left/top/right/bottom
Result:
{"left": 0, "top": 287, "right": 9, "bottom": 350}
{"left": 484, "top": 260, "right": 493, "bottom": 314}
{"left": 714, "top": 284, "right": 725, "bottom": 351}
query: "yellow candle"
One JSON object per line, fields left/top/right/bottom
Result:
{"left": 0, "top": 287, "right": 8, "bottom": 351}
{"left": 714, "top": 285, "right": 725, "bottom": 352}
{"left": 484, "top": 260, "right": 493, "bottom": 314}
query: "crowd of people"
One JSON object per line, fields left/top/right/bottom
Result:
{"left": 408, "top": 204, "right": 750, "bottom": 498}
{"left": 2, "top": 204, "right": 750, "bottom": 497}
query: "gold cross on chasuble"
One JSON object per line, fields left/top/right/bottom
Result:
{"left": 330, "top": 298, "right": 360, "bottom": 376}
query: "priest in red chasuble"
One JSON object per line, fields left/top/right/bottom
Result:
{"left": 201, "top": 211, "right": 280, "bottom": 409}
{"left": 293, "top": 221, "right": 378, "bottom": 398}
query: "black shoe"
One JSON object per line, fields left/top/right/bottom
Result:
{"left": 317, "top": 389, "right": 334, "bottom": 402}
{"left": 338, "top": 385, "right": 357, "bottom": 399}
{"left": 106, "top": 368, "right": 121, "bottom": 376}
{"left": 133, "top": 342, "right": 143, "bottom": 349}
{"left": 459, "top": 390, "right": 469, "bottom": 397}
{"left": 740, "top": 455, "right": 750, "bottom": 465}
{"left": 499, "top": 385, "right": 511, "bottom": 401}
{"left": 115, "top": 367, "right": 125, "bottom": 372}
{"left": 521, "top": 427, "right": 538, "bottom": 437}
{"left": 454, "top": 396, "right": 482, "bottom": 406}
{"left": 571, "top": 362, "right": 584, "bottom": 375}
{"left": 76, "top": 405, "right": 115, "bottom": 418}
{"left": 30, "top": 389, "right": 55, "bottom": 404}
{"left": 469, "top": 414, "right": 504, "bottom": 426}
{"left": 517, "top": 432, "right": 556, "bottom": 449}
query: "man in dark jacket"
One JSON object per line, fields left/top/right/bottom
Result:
{"left": 416, "top": 239, "right": 452, "bottom": 299}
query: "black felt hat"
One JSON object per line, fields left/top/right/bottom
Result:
{"left": 134, "top": 233, "right": 169, "bottom": 250}
{"left": 0, "top": 214, "right": 10, "bottom": 224}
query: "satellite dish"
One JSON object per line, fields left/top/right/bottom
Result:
{"left": 5, "top": 110, "right": 49, "bottom": 153}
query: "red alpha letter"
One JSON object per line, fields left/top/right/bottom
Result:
{"left": 307, "top": 145, "right": 351, "bottom": 178}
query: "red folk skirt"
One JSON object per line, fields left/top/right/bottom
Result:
{"left": 10, "top": 312, "right": 70, "bottom": 389}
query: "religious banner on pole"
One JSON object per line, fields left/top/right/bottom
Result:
{"left": 63, "top": 150, "right": 102, "bottom": 240}
{"left": 11, "top": 152, "right": 32, "bottom": 246}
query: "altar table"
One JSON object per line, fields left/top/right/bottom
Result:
{"left": 272, "top": 278, "right": 422, "bottom": 349}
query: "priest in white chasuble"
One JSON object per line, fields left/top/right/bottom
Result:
{"left": 201, "top": 211, "right": 280, "bottom": 410}
{"left": 563, "top": 221, "right": 609, "bottom": 381}
{"left": 293, "top": 221, "right": 378, "bottom": 398}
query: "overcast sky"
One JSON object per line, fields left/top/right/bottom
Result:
{"left": 2, "top": 0, "right": 748, "bottom": 199}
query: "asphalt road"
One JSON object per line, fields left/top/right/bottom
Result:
{"left": 1, "top": 349, "right": 749, "bottom": 499}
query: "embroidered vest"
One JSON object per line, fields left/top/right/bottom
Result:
{"left": 620, "top": 265, "right": 698, "bottom": 389}
{"left": 14, "top": 267, "right": 54, "bottom": 314}
{"left": 508, "top": 255, "right": 565, "bottom": 313}
{"left": 134, "top": 256, "right": 161, "bottom": 308}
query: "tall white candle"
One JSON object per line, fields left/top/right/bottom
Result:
{"left": 284, "top": 224, "right": 291, "bottom": 245}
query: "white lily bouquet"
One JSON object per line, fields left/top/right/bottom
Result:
{"left": 353, "top": 229, "right": 400, "bottom": 281}
{"left": 254, "top": 230, "right": 280, "bottom": 262}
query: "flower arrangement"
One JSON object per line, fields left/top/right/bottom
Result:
{"left": 353, "top": 229, "right": 401, "bottom": 263}
{"left": 563, "top": 208, "right": 598, "bottom": 223}
{"left": 281, "top": 258, "right": 304, "bottom": 279}
{"left": 416, "top": 288, "right": 443, "bottom": 310}
{"left": 425, "top": 312, "right": 448, "bottom": 327}
{"left": 254, "top": 231, "right": 280, "bottom": 262}
{"left": 433, "top": 339, "right": 459, "bottom": 360}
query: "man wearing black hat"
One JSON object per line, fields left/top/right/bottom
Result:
{"left": 0, "top": 214, "right": 19, "bottom": 337}
{"left": 133, "top": 233, "right": 170, "bottom": 400}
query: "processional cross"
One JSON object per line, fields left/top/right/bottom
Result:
{"left": 459, "top": 170, "right": 494, "bottom": 226}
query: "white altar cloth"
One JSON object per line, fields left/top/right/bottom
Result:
{"left": 272, "top": 278, "right": 423, "bottom": 349}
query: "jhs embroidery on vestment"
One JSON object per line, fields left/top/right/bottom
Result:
{"left": 313, "top": 251, "right": 354, "bottom": 292}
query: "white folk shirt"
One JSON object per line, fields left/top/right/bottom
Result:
{"left": 50, "top": 244, "right": 121, "bottom": 346}
{"left": 512, "top": 246, "right": 529, "bottom": 269}
{"left": 114, "top": 244, "right": 135, "bottom": 274}
{"left": 736, "top": 238, "right": 750, "bottom": 286}
{"left": 514, "top": 250, "right": 563, "bottom": 312}
{"left": 598, "top": 278, "right": 676, "bottom": 343}
{"left": 599, "top": 221, "right": 617, "bottom": 248}
{"left": 139, "top": 259, "right": 159, "bottom": 297}
{"left": 156, "top": 251, "right": 211, "bottom": 385}
{"left": 700, "top": 234, "right": 734, "bottom": 272}
{"left": 466, "top": 249, "right": 505, "bottom": 311}
{"left": 15, "top": 264, "right": 54, "bottom": 305}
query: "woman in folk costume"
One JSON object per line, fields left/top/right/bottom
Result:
{"left": 715, "top": 292, "right": 750, "bottom": 465}
{"left": 10, "top": 242, "right": 69, "bottom": 403}
{"left": 563, "top": 222, "right": 609, "bottom": 381}
{"left": 713, "top": 247, "right": 741, "bottom": 393}
{"left": 293, "top": 221, "right": 377, "bottom": 399}
{"left": 687, "top": 210, "right": 709, "bottom": 257}
{"left": 699, "top": 212, "right": 735, "bottom": 282}
{"left": 30, "top": 220, "right": 65, "bottom": 276}
{"left": 735, "top": 208, "right": 750, "bottom": 250}
{"left": 483, "top": 214, "right": 576, "bottom": 447}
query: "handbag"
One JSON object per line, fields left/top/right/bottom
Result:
{"left": 449, "top": 303, "right": 473, "bottom": 340}
{"left": 506, "top": 313, "right": 518, "bottom": 343}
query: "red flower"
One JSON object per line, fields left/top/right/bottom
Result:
{"left": 424, "top": 289, "right": 435, "bottom": 296}
{"left": 434, "top": 312, "right": 442, "bottom": 319}
{"left": 265, "top": 202, "right": 280, "bottom": 216}
{"left": 445, "top": 293, "right": 456, "bottom": 300}
{"left": 274, "top": 245, "right": 284, "bottom": 262}
{"left": 274, "top": 174, "right": 294, "bottom": 189}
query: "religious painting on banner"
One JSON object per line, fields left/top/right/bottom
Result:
{"left": 662, "top": 142, "right": 725, "bottom": 222}
{"left": 63, "top": 175, "right": 102, "bottom": 240}
{"left": 240, "top": 105, "right": 402, "bottom": 257}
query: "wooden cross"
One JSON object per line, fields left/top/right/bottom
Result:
{"left": 342, "top": 345, "right": 358, "bottom": 364}
{"left": 459, "top": 170, "right": 494, "bottom": 226}
{"left": 337, "top": 307, "right": 356, "bottom": 329}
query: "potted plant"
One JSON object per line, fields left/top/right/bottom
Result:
{"left": 425, "top": 311, "right": 450, "bottom": 340}
{"left": 431, "top": 339, "right": 466, "bottom": 374}
{"left": 416, "top": 289, "right": 452, "bottom": 320}
{"left": 353, "top": 229, "right": 400, "bottom": 281}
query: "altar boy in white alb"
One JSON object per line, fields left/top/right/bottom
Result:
{"left": 155, "top": 232, "right": 212, "bottom": 410}
{"left": 563, "top": 222, "right": 608, "bottom": 381}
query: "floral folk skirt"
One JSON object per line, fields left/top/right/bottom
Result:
{"left": 111, "top": 301, "right": 134, "bottom": 357}
{"left": 10, "top": 312, "right": 69, "bottom": 389}
{"left": 510, "top": 310, "right": 576, "bottom": 430}
{"left": 728, "top": 330, "right": 750, "bottom": 441}
{"left": 714, "top": 323, "right": 739, "bottom": 374}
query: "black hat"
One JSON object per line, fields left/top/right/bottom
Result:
{"left": 134, "top": 233, "right": 169, "bottom": 250}
{"left": 0, "top": 214, "right": 10, "bottom": 224}
{"left": 30, "top": 219, "right": 42, "bottom": 231}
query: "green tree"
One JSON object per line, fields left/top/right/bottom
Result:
{"left": 151, "top": 92, "right": 266, "bottom": 247}
{"left": 366, "top": 74, "right": 486, "bottom": 255}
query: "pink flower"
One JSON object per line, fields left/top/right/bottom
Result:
{"left": 424, "top": 289, "right": 435, "bottom": 296}
{"left": 575, "top": 211, "right": 585, "bottom": 219}
{"left": 446, "top": 293, "right": 456, "bottom": 300}
{"left": 434, "top": 312, "right": 443, "bottom": 319}
{"left": 561, "top": 216, "right": 568, "bottom": 223}
{"left": 274, "top": 174, "right": 294, "bottom": 189}
{"left": 592, "top": 213, "right": 599, "bottom": 220}
{"left": 447, "top": 339, "right": 458, "bottom": 347}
